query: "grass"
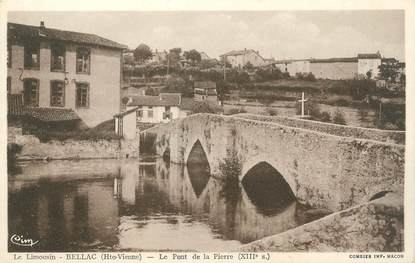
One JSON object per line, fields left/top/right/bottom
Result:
{"left": 32, "top": 119, "right": 122, "bottom": 142}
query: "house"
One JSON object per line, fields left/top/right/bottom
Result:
{"left": 200, "top": 52, "right": 211, "bottom": 60}
{"left": 272, "top": 52, "right": 387, "bottom": 80}
{"left": 114, "top": 107, "right": 138, "bottom": 140}
{"left": 149, "top": 49, "right": 168, "bottom": 64}
{"left": 310, "top": 57, "right": 358, "bottom": 80}
{"left": 122, "top": 49, "right": 135, "bottom": 64}
{"left": 125, "top": 93, "right": 188, "bottom": 123}
{"left": 357, "top": 52, "right": 382, "bottom": 79}
{"left": 220, "top": 48, "right": 266, "bottom": 68}
{"left": 7, "top": 21, "right": 127, "bottom": 128}
{"left": 193, "top": 81, "right": 218, "bottom": 102}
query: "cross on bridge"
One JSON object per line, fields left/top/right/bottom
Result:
{"left": 298, "top": 92, "right": 308, "bottom": 117}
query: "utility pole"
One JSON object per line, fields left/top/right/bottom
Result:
{"left": 223, "top": 64, "right": 226, "bottom": 81}
{"left": 167, "top": 57, "right": 170, "bottom": 75}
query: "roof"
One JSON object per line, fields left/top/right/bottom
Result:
{"left": 8, "top": 94, "right": 80, "bottom": 121}
{"left": 127, "top": 93, "right": 182, "bottom": 107}
{"left": 221, "top": 49, "right": 261, "bottom": 57}
{"left": 8, "top": 22, "right": 127, "bottom": 50}
{"left": 26, "top": 107, "right": 81, "bottom": 122}
{"left": 357, "top": 53, "right": 382, "bottom": 59}
{"left": 200, "top": 52, "right": 211, "bottom": 60}
{"left": 194, "top": 81, "right": 217, "bottom": 89}
{"left": 114, "top": 107, "right": 139, "bottom": 118}
{"left": 310, "top": 57, "right": 358, "bottom": 63}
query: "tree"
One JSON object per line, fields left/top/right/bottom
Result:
{"left": 243, "top": 62, "right": 254, "bottom": 71}
{"left": 333, "top": 110, "right": 347, "bottom": 125}
{"left": 366, "top": 70, "right": 372, "bottom": 80}
{"left": 184, "top": 49, "right": 201, "bottom": 64}
{"left": 378, "top": 60, "right": 400, "bottom": 83}
{"left": 134, "top": 44, "right": 153, "bottom": 63}
{"left": 167, "top": 48, "right": 182, "bottom": 68}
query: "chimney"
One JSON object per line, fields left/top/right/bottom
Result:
{"left": 39, "top": 21, "right": 46, "bottom": 36}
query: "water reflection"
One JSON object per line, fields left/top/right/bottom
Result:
{"left": 9, "top": 158, "right": 316, "bottom": 252}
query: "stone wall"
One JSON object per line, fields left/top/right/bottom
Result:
{"left": 235, "top": 113, "right": 405, "bottom": 144}
{"left": 240, "top": 192, "right": 403, "bottom": 252}
{"left": 147, "top": 113, "right": 405, "bottom": 212}
{"left": 9, "top": 127, "right": 139, "bottom": 160}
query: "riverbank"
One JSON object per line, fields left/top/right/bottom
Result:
{"left": 240, "top": 191, "right": 403, "bottom": 252}
{"left": 8, "top": 127, "right": 139, "bottom": 162}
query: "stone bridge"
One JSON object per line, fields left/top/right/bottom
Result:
{"left": 142, "top": 113, "right": 405, "bottom": 212}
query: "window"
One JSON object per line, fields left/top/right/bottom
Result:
{"left": 76, "top": 47, "right": 90, "bottom": 74}
{"left": 23, "top": 79, "right": 39, "bottom": 106}
{"left": 50, "top": 80, "right": 65, "bottom": 107}
{"left": 24, "top": 40, "right": 40, "bottom": 69}
{"left": 51, "top": 43, "right": 65, "bottom": 72}
{"left": 137, "top": 107, "right": 143, "bottom": 118}
{"left": 7, "top": 77, "right": 11, "bottom": 94}
{"left": 7, "top": 43, "right": 11, "bottom": 68}
{"left": 147, "top": 106, "right": 153, "bottom": 118}
{"left": 76, "top": 82, "right": 89, "bottom": 108}
{"left": 163, "top": 106, "right": 171, "bottom": 120}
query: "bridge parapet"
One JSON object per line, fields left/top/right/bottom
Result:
{"left": 235, "top": 113, "right": 405, "bottom": 144}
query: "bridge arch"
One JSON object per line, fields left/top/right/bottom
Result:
{"left": 241, "top": 155, "right": 297, "bottom": 197}
{"left": 241, "top": 161, "right": 297, "bottom": 215}
{"left": 185, "top": 138, "right": 211, "bottom": 166}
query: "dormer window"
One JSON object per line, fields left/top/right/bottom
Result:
{"left": 76, "top": 47, "right": 90, "bottom": 74}
{"left": 51, "top": 43, "right": 65, "bottom": 72}
{"left": 24, "top": 40, "right": 40, "bottom": 70}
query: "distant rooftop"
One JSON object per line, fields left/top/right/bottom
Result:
{"left": 221, "top": 49, "right": 260, "bottom": 57}
{"left": 127, "top": 93, "right": 182, "bottom": 107}
{"left": 357, "top": 52, "right": 382, "bottom": 59}
{"left": 8, "top": 22, "right": 127, "bottom": 50}
{"left": 310, "top": 57, "right": 358, "bottom": 63}
{"left": 194, "top": 81, "right": 217, "bottom": 89}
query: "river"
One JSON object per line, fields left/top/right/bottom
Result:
{"left": 9, "top": 158, "right": 320, "bottom": 252}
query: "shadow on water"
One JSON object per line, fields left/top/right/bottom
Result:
{"left": 241, "top": 162, "right": 296, "bottom": 216}
{"left": 186, "top": 140, "right": 211, "bottom": 198}
{"left": 9, "top": 157, "right": 331, "bottom": 251}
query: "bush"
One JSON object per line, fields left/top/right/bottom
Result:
{"left": 332, "top": 110, "right": 347, "bottom": 125}
{"left": 374, "top": 103, "right": 405, "bottom": 130}
{"left": 227, "top": 107, "right": 247, "bottom": 115}
{"left": 320, "top": 111, "right": 331, "bottom": 122}
{"left": 295, "top": 72, "right": 316, "bottom": 81}
{"left": 7, "top": 143, "right": 22, "bottom": 175}
{"left": 191, "top": 101, "right": 222, "bottom": 114}
{"left": 29, "top": 119, "right": 122, "bottom": 142}
{"left": 265, "top": 108, "right": 278, "bottom": 116}
{"left": 296, "top": 101, "right": 322, "bottom": 120}
{"left": 218, "top": 150, "right": 242, "bottom": 202}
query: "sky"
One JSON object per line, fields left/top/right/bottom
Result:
{"left": 8, "top": 11, "right": 405, "bottom": 61}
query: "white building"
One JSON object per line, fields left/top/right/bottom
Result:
{"left": 125, "top": 93, "right": 188, "bottom": 124}
{"left": 357, "top": 52, "right": 382, "bottom": 79}
{"left": 220, "top": 49, "right": 266, "bottom": 68}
